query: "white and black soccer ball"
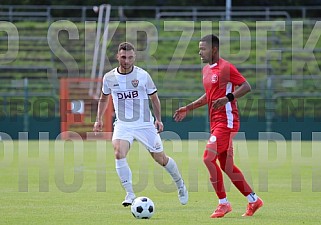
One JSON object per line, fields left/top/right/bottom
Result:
{"left": 131, "top": 196, "right": 155, "bottom": 219}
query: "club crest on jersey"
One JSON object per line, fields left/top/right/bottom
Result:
{"left": 131, "top": 79, "right": 139, "bottom": 87}
{"left": 211, "top": 74, "right": 218, "bottom": 83}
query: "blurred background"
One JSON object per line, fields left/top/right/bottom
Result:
{"left": 0, "top": 0, "right": 321, "bottom": 140}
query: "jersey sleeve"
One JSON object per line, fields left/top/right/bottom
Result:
{"left": 146, "top": 72, "right": 157, "bottom": 95}
{"left": 102, "top": 74, "right": 111, "bottom": 95}
{"left": 229, "top": 64, "right": 246, "bottom": 85}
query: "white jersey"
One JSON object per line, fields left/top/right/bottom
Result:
{"left": 102, "top": 66, "right": 157, "bottom": 128}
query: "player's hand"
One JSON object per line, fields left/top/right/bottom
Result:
{"left": 93, "top": 121, "right": 103, "bottom": 135}
{"left": 212, "top": 97, "right": 229, "bottom": 110}
{"left": 154, "top": 120, "right": 163, "bottom": 133}
{"left": 173, "top": 106, "right": 188, "bottom": 122}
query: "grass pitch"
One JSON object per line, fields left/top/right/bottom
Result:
{"left": 1, "top": 140, "right": 321, "bottom": 224}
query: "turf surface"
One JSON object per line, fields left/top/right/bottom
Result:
{"left": 1, "top": 140, "right": 320, "bottom": 224}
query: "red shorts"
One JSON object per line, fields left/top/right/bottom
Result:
{"left": 206, "top": 123, "right": 239, "bottom": 154}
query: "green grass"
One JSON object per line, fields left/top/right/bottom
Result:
{"left": 1, "top": 140, "right": 321, "bottom": 224}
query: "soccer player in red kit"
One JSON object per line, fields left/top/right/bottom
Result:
{"left": 173, "top": 34, "right": 263, "bottom": 218}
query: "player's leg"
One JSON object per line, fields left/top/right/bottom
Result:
{"left": 218, "top": 130, "right": 263, "bottom": 216}
{"left": 150, "top": 151, "right": 188, "bottom": 205}
{"left": 150, "top": 151, "right": 181, "bottom": 186}
{"left": 218, "top": 151, "right": 253, "bottom": 195}
{"left": 134, "top": 126, "right": 188, "bottom": 205}
{"left": 203, "top": 140, "right": 226, "bottom": 199}
{"left": 112, "top": 125, "right": 135, "bottom": 207}
{"left": 203, "top": 135, "right": 232, "bottom": 218}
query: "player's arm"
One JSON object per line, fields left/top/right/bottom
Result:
{"left": 212, "top": 81, "right": 251, "bottom": 110}
{"left": 173, "top": 93, "right": 207, "bottom": 122}
{"left": 93, "top": 92, "right": 110, "bottom": 132}
{"left": 149, "top": 92, "right": 163, "bottom": 133}
{"left": 233, "top": 80, "right": 251, "bottom": 98}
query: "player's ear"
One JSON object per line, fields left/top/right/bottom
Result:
{"left": 213, "top": 45, "right": 218, "bottom": 53}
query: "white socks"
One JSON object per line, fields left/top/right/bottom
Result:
{"left": 115, "top": 158, "right": 134, "bottom": 195}
{"left": 164, "top": 157, "right": 184, "bottom": 189}
{"left": 116, "top": 157, "right": 183, "bottom": 194}
{"left": 218, "top": 193, "right": 258, "bottom": 204}
{"left": 246, "top": 192, "right": 258, "bottom": 203}
{"left": 219, "top": 198, "right": 229, "bottom": 204}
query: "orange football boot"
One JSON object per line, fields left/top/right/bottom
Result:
{"left": 210, "top": 203, "right": 232, "bottom": 218}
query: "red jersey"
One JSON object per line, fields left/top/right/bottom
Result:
{"left": 202, "top": 58, "right": 246, "bottom": 129}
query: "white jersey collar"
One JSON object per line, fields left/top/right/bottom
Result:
{"left": 209, "top": 63, "right": 217, "bottom": 68}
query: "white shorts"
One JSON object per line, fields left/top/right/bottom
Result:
{"left": 112, "top": 124, "right": 163, "bottom": 153}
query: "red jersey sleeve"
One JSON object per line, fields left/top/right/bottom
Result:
{"left": 218, "top": 61, "right": 246, "bottom": 90}
{"left": 228, "top": 63, "right": 246, "bottom": 85}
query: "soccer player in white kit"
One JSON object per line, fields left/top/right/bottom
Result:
{"left": 93, "top": 42, "right": 188, "bottom": 207}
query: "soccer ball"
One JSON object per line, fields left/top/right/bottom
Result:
{"left": 131, "top": 196, "right": 155, "bottom": 219}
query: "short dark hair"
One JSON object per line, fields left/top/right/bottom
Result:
{"left": 200, "top": 34, "right": 219, "bottom": 49}
{"left": 118, "top": 42, "right": 135, "bottom": 52}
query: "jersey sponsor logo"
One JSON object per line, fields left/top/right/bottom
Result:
{"left": 131, "top": 79, "right": 139, "bottom": 87}
{"left": 117, "top": 90, "right": 139, "bottom": 99}
{"left": 211, "top": 74, "right": 218, "bottom": 83}
{"left": 113, "top": 83, "right": 119, "bottom": 86}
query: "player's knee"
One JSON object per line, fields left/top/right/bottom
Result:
{"left": 113, "top": 145, "right": 126, "bottom": 159}
{"left": 203, "top": 148, "right": 218, "bottom": 166}
{"left": 218, "top": 153, "right": 233, "bottom": 173}
{"left": 153, "top": 153, "right": 167, "bottom": 166}
{"left": 220, "top": 165, "right": 228, "bottom": 174}
{"left": 203, "top": 155, "right": 214, "bottom": 167}
{"left": 113, "top": 142, "right": 127, "bottom": 159}
{"left": 155, "top": 157, "right": 164, "bottom": 166}
{"left": 114, "top": 150, "right": 124, "bottom": 159}
{"left": 202, "top": 152, "right": 210, "bottom": 165}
